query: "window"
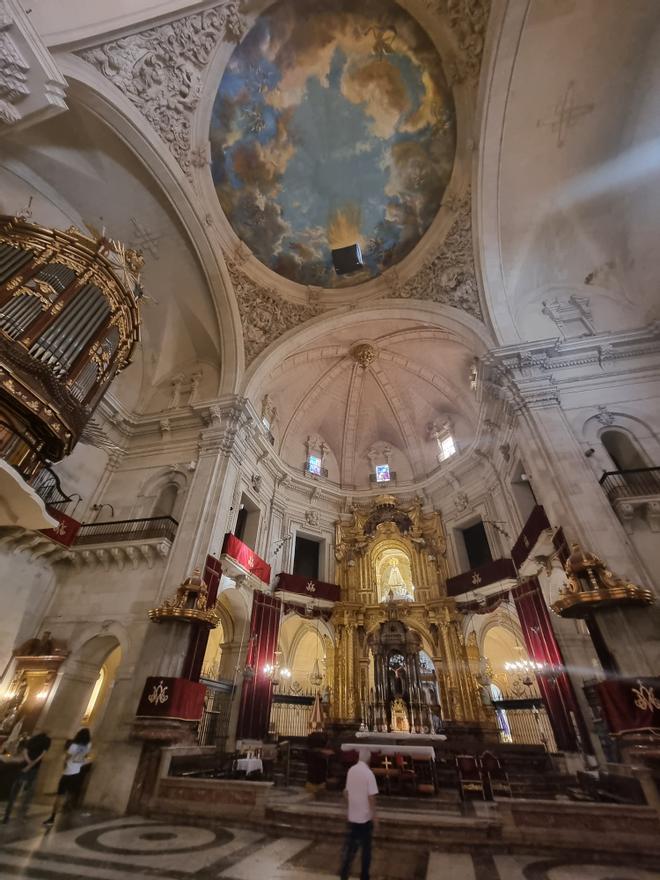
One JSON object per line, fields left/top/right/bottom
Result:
{"left": 234, "top": 493, "right": 260, "bottom": 550}
{"left": 375, "top": 464, "right": 391, "bottom": 483}
{"left": 461, "top": 520, "right": 493, "bottom": 570}
{"left": 439, "top": 435, "right": 456, "bottom": 461}
{"left": 307, "top": 454, "right": 322, "bottom": 476}
{"left": 600, "top": 430, "right": 647, "bottom": 472}
{"left": 293, "top": 535, "right": 321, "bottom": 579}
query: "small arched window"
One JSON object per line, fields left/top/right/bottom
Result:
{"left": 600, "top": 429, "right": 648, "bottom": 472}
{"left": 153, "top": 483, "right": 179, "bottom": 519}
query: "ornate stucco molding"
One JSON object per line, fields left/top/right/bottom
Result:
{"left": 0, "top": 0, "right": 68, "bottom": 130}
{"left": 385, "top": 191, "right": 483, "bottom": 320}
{"left": 78, "top": 3, "right": 245, "bottom": 175}
{"left": 226, "top": 259, "right": 323, "bottom": 365}
{"left": 423, "top": 0, "right": 491, "bottom": 84}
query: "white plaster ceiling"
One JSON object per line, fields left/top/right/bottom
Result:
{"left": 0, "top": 102, "right": 223, "bottom": 410}
{"left": 480, "top": 0, "right": 660, "bottom": 345}
{"left": 258, "top": 314, "right": 480, "bottom": 489}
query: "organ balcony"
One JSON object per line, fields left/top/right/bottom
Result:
{"left": 0, "top": 215, "right": 142, "bottom": 527}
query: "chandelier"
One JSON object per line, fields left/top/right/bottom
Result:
{"left": 504, "top": 659, "right": 546, "bottom": 673}
{"left": 263, "top": 651, "right": 291, "bottom": 686}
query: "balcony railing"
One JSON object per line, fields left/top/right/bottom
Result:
{"left": 75, "top": 515, "right": 178, "bottom": 545}
{"left": 599, "top": 466, "right": 660, "bottom": 501}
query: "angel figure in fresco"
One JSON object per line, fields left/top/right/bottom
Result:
{"left": 365, "top": 25, "right": 397, "bottom": 58}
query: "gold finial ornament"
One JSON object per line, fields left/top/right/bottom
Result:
{"left": 551, "top": 543, "right": 654, "bottom": 618}
{"left": 351, "top": 342, "right": 377, "bottom": 369}
{"left": 149, "top": 568, "right": 221, "bottom": 627}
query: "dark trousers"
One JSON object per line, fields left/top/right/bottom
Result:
{"left": 340, "top": 820, "right": 372, "bottom": 880}
{"left": 3, "top": 766, "right": 38, "bottom": 822}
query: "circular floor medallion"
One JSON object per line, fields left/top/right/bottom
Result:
{"left": 75, "top": 823, "right": 230, "bottom": 856}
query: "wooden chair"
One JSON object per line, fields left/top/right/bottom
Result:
{"left": 412, "top": 756, "right": 437, "bottom": 795}
{"left": 371, "top": 753, "right": 400, "bottom": 794}
{"left": 394, "top": 753, "right": 417, "bottom": 794}
{"left": 480, "top": 751, "right": 512, "bottom": 799}
{"left": 455, "top": 754, "right": 486, "bottom": 801}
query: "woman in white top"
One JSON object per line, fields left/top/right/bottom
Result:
{"left": 43, "top": 727, "right": 92, "bottom": 827}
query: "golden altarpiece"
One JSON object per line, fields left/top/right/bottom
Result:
{"left": 330, "top": 495, "right": 492, "bottom": 732}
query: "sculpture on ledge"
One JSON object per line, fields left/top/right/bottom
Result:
{"left": 551, "top": 543, "right": 654, "bottom": 618}
{"left": 149, "top": 567, "right": 221, "bottom": 627}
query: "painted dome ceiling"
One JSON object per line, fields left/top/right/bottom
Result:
{"left": 210, "top": 0, "right": 455, "bottom": 288}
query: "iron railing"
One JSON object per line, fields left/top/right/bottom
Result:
{"left": 198, "top": 686, "right": 234, "bottom": 747}
{"left": 0, "top": 418, "right": 76, "bottom": 514}
{"left": 599, "top": 467, "right": 660, "bottom": 501}
{"left": 492, "top": 699, "right": 558, "bottom": 751}
{"left": 75, "top": 515, "right": 178, "bottom": 545}
{"left": 270, "top": 691, "right": 316, "bottom": 739}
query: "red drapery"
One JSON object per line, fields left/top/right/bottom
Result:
{"left": 275, "top": 571, "right": 340, "bottom": 603}
{"left": 512, "top": 579, "right": 589, "bottom": 752}
{"left": 182, "top": 554, "right": 223, "bottom": 681}
{"left": 41, "top": 508, "right": 81, "bottom": 546}
{"left": 236, "top": 591, "right": 281, "bottom": 740}
{"left": 221, "top": 533, "right": 271, "bottom": 585}
{"left": 135, "top": 676, "right": 206, "bottom": 721}
{"left": 597, "top": 678, "right": 660, "bottom": 735}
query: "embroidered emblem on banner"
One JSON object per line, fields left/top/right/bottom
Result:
{"left": 471, "top": 573, "right": 482, "bottom": 585}
{"left": 632, "top": 680, "right": 660, "bottom": 712}
{"left": 148, "top": 680, "right": 169, "bottom": 705}
{"left": 247, "top": 555, "right": 255, "bottom": 569}
{"left": 306, "top": 581, "right": 317, "bottom": 593}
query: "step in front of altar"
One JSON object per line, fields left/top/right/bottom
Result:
{"left": 265, "top": 799, "right": 502, "bottom": 847}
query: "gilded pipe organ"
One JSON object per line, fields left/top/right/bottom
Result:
{"left": 331, "top": 495, "right": 492, "bottom": 732}
{"left": 0, "top": 216, "right": 142, "bottom": 480}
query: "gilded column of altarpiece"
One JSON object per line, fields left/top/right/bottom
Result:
{"left": 330, "top": 495, "right": 487, "bottom": 729}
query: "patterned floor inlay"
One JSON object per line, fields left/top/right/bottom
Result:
{"left": 0, "top": 817, "right": 658, "bottom": 880}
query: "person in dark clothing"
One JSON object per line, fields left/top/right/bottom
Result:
{"left": 2, "top": 731, "right": 51, "bottom": 823}
{"left": 43, "top": 727, "right": 92, "bottom": 828}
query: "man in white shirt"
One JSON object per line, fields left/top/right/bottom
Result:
{"left": 340, "top": 750, "right": 378, "bottom": 880}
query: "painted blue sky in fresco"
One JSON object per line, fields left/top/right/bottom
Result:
{"left": 209, "top": 0, "right": 455, "bottom": 287}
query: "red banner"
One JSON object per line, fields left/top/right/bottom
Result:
{"left": 135, "top": 676, "right": 206, "bottom": 721}
{"left": 236, "top": 592, "right": 281, "bottom": 740}
{"left": 41, "top": 508, "right": 81, "bottom": 546}
{"left": 276, "top": 571, "right": 340, "bottom": 603}
{"left": 512, "top": 579, "right": 590, "bottom": 753}
{"left": 597, "top": 678, "right": 660, "bottom": 735}
{"left": 221, "top": 533, "right": 271, "bottom": 585}
{"left": 182, "top": 554, "right": 224, "bottom": 682}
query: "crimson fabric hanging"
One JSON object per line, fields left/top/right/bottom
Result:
{"left": 181, "top": 554, "right": 223, "bottom": 681}
{"left": 512, "top": 578, "right": 590, "bottom": 752}
{"left": 236, "top": 591, "right": 282, "bottom": 740}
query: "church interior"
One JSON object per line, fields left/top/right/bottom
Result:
{"left": 0, "top": 0, "right": 659, "bottom": 878}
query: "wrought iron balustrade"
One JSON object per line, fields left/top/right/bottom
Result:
{"left": 599, "top": 466, "right": 660, "bottom": 501}
{"left": 0, "top": 418, "right": 76, "bottom": 514}
{"left": 75, "top": 515, "right": 178, "bottom": 545}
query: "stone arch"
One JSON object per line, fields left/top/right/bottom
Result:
{"left": 55, "top": 55, "right": 243, "bottom": 393}
{"left": 135, "top": 468, "right": 189, "bottom": 521}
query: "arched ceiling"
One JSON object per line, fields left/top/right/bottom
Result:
{"left": 480, "top": 0, "right": 660, "bottom": 345}
{"left": 0, "top": 100, "right": 224, "bottom": 410}
{"left": 254, "top": 312, "right": 482, "bottom": 489}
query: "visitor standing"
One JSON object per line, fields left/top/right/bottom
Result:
{"left": 340, "top": 749, "right": 378, "bottom": 880}
{"left": 43, "top": 727, "right": 92, "bottom": 828}
{"left": 2, "top": 730, "right": 51, "bottom": 823}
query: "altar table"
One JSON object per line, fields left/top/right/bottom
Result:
{"left": 341, "top": 743, "right": 435, "bottom": 760}
{"left": 236, "top": 757, "right": 263, "bottom": 774}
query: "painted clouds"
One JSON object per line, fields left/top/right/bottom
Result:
{"left": 209, "top": 0, "right": 455, "bottom": 287}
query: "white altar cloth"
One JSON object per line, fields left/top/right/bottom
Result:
{"left": 341, "top": 743, "right": 435, "bottom": 760}
{"left": 236, "top": 757, "right": 263, "bottom": 774}
{"left": 355, "top": 731, "right": 447, "bottom": 742}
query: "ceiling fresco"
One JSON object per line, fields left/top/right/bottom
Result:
{"left": 209, "top": 0, "right": 456, "bottom": 288}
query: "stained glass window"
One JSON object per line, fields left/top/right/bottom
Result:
{"left": 375, "top": 464, "right": 391, "bottom": 482}
{"left": 307, "top": 455, "right": 322, "bottom": 476}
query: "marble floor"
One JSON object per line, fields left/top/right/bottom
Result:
{"left": 0, "top": 810, "right": 658, "bottom": 880}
